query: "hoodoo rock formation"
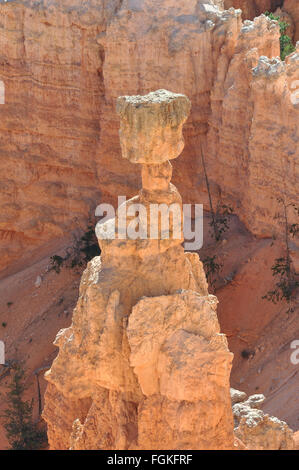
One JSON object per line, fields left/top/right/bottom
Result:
{"left": 43, "top": 90, "right": 235, "bottom": 450}
{"left": 43, "top": 90, "right": 296, "bottom": 451}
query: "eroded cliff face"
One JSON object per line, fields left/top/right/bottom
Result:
{"left": 0, "top": 0, "right": 117, "bottom": 274}
{"left": 0, "top": 0, "right": 298, "bottom": 274}
{"left": 43, "top": 90, "right": 235, "bottom": 450}
{"left": 207, "top": 17, "right": 298, "bottom": 238}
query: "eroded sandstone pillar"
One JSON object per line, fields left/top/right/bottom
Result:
{"left": 43, "top": 89, "right": 234, "bottom": 450}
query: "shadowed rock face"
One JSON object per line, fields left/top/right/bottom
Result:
{"left": 224, "top": 1, "right": 283, "bottom": 19}
{"left": 42, "top": 90, "right": 236, "bottom": 450}
{"left": 224, "top": 1, "right": 299, "bottom": 40}
{"left": 285, "top": 0, "right": 299, "bottom": 41}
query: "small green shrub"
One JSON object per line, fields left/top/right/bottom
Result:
{"left": 211, "top": 204, "right": 233, "bottom": 242}
{"left": 265, "top": 11, "right": 295, "bottom": 61}
{"left": 263, "top": 199, "right": 299, "bottom": 307}
{"left": 241, "top": 349, "right": 254, "bottom": 360}
{"left": 262, "top": 257, "right": 299, "bottom": 304}
{"left": 50, "top": 224, "right": 101, "bottom": 274}
{"left": 1, "top": 364, "right": 47, "bottom": 450}
{"left": 49, "top": 255, "right": 64, "bottom": 274}
{"left": 203, "top": 255, "right": 223, "bottom": 291}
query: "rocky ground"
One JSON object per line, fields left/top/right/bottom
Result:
{"left": 0, "top": 238, "right": 82, "bottom": 448}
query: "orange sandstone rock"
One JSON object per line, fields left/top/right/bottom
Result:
{"left": 43, "top": 90, "right": 235, "bottom": 450}
{"left": 233, "top": 394, "right": 295, "bottom": 450}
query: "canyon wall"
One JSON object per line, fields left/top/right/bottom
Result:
{"left": 0, "top": 0, "right": 112, "bottom": 274}
{"left": 207, "top": 17, "right": 299, "bottom": 238}
{"left": 0, "top": 0, "right": 298, "bottom": 275}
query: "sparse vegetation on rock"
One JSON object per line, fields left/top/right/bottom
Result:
{"left": 263, "top": 198, "right": 299, "bottom": 308}
{"left": 50, "top": 224, "right": 101, "bottom": 274}
{"left": 265, "top": 11, "right": 295, "bottom": 60}
{"left": 1, "top": 363, "right": 47, "bottom": 450}
{"left": 199, "top": 144, "right": 233, "bottom": 243}
{"left": 202, "top": 255, "right": 223, "bottom": 291}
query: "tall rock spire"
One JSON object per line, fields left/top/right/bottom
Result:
{"left": 43, "top": 90, "right": 234, "bottom": 450}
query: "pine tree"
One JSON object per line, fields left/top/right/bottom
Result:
{"left": 1, "top": 363, "right": 47, "bottom": 450}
